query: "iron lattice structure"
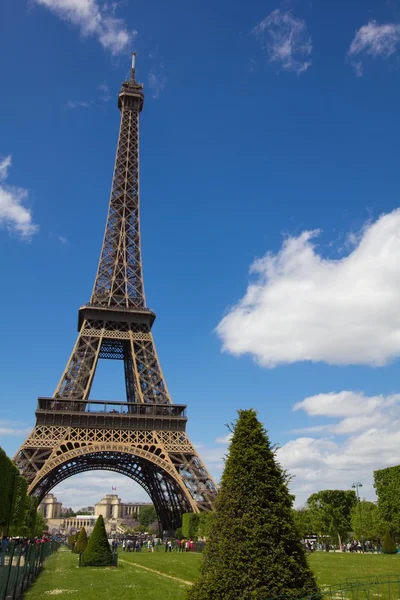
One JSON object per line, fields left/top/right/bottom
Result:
{"left": 14, "top": 56, "right": 217, "bottom": 531}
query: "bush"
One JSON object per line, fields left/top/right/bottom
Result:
{"left": 382, "top": 530, "right": 397, "bottom": 554}
{"left": 182, "top": 513, "right": 200, "bottom": 539}
{"left": 68, "top": 532, "right": 79, "bottom": 549}
{"left": 187, "top": 409, "right": 319, "bottom": 600}
{"left": 81, "top": 515, "right": 113, "bottom": 567}
{"left": 75, "top": 527, "right": 88, "bottom": 553}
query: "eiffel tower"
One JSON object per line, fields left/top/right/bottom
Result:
{"left": 14, "top": 55, "right": 217, "bottom": 531}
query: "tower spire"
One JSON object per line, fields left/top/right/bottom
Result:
{"left": 130, "top": 51, "right": 137, "bottom": 82}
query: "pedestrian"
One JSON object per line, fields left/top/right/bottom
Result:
{"left": 147, "top": 540, "right": 153, "bottom": 552}
{"left": 122, "top": 539, "right": 126, "bottom": 552}
{"left": 165, "top": 539, "right": 168, "bottom": 553}
{"left": 168, "top": 540, "right": 172, "bottom": 553}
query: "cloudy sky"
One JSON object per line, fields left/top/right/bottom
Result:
{"left": 1, "top": 0, "right": 400, "bottom": 509}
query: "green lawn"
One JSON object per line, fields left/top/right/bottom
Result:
{"left": 309, "top": 552, "right": 400, "bottom": 586}
{"left": 24, "top": 546, "right": 400, "bottom": 600}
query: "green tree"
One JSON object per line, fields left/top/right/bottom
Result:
{"left": 188, "top": 409, "right": 319, "bottom": 600}
{"left": 292, "top": 508, "right": 315, "bottom": 539}
{"left": 81, "top": 515, "right": 113, "bottom": 567}
{"left": 374, "top": 465, "right": 400, "bottom": 535}
{"left": 34, "top": 511, "right": 48, "bottom": 537}
{"left": 138, "top": 505, "right": 157, "bottom": 528}
{"left": 197, "top": 512, "right": 212, "bottom": 539}
{"left": 307, "top": 490, "right": 357, "bottom": 545}
{"left": 21, "top": 496, "right": 38, "bottom": 537}
{"left": 382, "top": 530, "right": 397, "bottom": 554}
{"left": 68, "top": 531, "right": 79, "bottom": 549}
{"left": 182, "top": 513, "right": 200, "bottom": 539}
{"left": 350, "top": 500, "right": 384, "bottom": 542}
{"left": 10, "top": 476, "right": 28, "bottom": 534}
{"left": 0, "top": 449, "right": 18, "bottom": 533}
{"left": 75, "top": 527, "right": 88, "bottom": 553}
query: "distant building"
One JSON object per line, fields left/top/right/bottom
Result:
{"left": 38, "top": 494, "right": 62, "bottom": 519}
{"left": 95, "top": 494, "right": 152, "bottom": 520}
{"left": 39, "top": 493, "right": 153, "bottom": 535}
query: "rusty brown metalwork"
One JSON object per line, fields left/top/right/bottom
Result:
{"left": 14, "top": 56, "right": 217, "bottom": 532}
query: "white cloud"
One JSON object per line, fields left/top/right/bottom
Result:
{"left": 33, "top": 0, "right": 136, "bottom": 56}
{"left": 97, "top": 83, "right": 111, "bottom": 102}
{"left": 0, "top": 155, "right": 39, "bottom": 239}
{"left": 0, "top": 419, "right": 32, "bottom": 437}
{"left": 52, "top": 471, "right": 151, "bottom": 510}
{"left": 252, "top": 9, "right": 312, "bottom": 75}
{"left": 65, "top": 100, "right": 90, "bottom": 109}
{"left": 348, "top": 21, "right": 400, "bottom": 74}
{"left": 215, "top": 433, "right": 233, "bottom": 444}
{"left": 216, "top": 209, "right": 400, "bottom": 368}
{"left": 277, "top": 390, "right": 400, "bottom": 505}
{"left": 148, "top": 69, "right": 167, "bottom": 99}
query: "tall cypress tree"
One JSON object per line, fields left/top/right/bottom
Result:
{"left": 188, "top": 409, "right": 319, "bottom": 600}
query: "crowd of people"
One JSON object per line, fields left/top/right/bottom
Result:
{"left": 118, "top": 537, "right": 196, "bottom": 553}
{"left": 303, "top": 538, "right": 384, "bottom": 553}
{"left": 340, "top": 540, "right": 380, "bottom": 553}
{"left": 0, "top": 535, "right": 53, "bottom": 566}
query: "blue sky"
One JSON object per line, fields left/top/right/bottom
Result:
{"left": 1, "top": 0, "right": 400, "bottom": 509}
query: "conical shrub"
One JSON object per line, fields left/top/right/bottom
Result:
{"left": 188, "top": 409, "right": 319, "bottom": 600}
{"left": 81, "top": 515, "right": 113, "bottom": 567}
{"left": 75, "top": 527, "right": 88, "bottom": 553}
{"left": 382, "top": 531, "right": 397, "bottom": 554}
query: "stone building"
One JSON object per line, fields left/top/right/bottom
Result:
{"left": 39, "top": 493, "right": 153, "bottom": 535}
{"left": 38, "top": 493, "right": 62, "bottom": 519}
{"left": 94, "top": 494, "right": 151, "bottom": 520}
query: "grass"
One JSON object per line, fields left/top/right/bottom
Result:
{"left": 24, "top": 546, "right": 400, "bottom": 600}
{"left": 309, "top": 552, "right": 400, "bottom": 587}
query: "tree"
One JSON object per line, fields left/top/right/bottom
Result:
{"left": 75, "top": 527, "right": 88, "bottom": 553}
{"left": 307, "top": 490, "right": 357, "bottom": 546}
{"left": 382, "top": 530, "right": 397, "bottom": 554}
{"left": 197, "top": 512, "right": 212, "bottom": 539}
{"left": 21, "top": 496, "right": 38, "bottom": 537}
{"left": 182, "top": 513, "right": 200, "bottom": 539}
{"left": 374, "top": 465, "right": 400, "bottom": 535}
{"left": 81, "top": 515, "right": 113, "bottom": 567}
{"left": 34, "top": 511, "right": 48, "bottom": 537}
{"left": 0, "top": 448, "right": 20, "bottom": 533}
{"left": 188, "top": 409, "right": 319, "bottom": 600}
{"left": 139, "top": 505, "right": 157, "bottom": 528}
{"left": 10, "top": 477, "right": 28, "bottom": 534}
{"left": 292, "top": 508, "right": 315, "bottom": 539}
{"left": 350, "top": 501, "right": 384, "bottom": 542}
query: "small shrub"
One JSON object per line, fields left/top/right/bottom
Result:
{"left": 75, "top": 527, "right": 88, "bottom": 553}
{"left": 81, "top": 515, "right": 113, "bottom": 567}
{"left": 382, "top": 530, "right": 397, "bottom": 554}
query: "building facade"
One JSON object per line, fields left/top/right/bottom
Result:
{"left": 39, "top": 493, "right": 153, "bottom": 535}
{"left": 38, "top": 493, "right": 62, "bottom": 519}
{"left": 94, "top": 494, "right": 152, "bottom": 520}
